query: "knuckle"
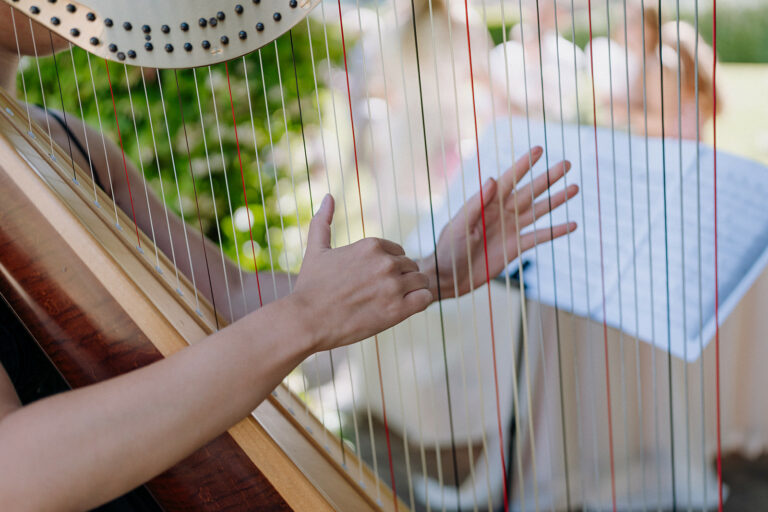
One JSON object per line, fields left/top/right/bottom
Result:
{"left": 366, "top": 238, "right": 381, "bottom": 252}
{"left": 381, "top": 257, "right": 397, "bottom": 273}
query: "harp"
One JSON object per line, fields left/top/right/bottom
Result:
{"left": 0, "top": 0, "right": 755, "bottom": 510}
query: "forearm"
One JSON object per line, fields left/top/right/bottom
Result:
{"left": 0, "top": 296, "right": 313, "bottom": 512}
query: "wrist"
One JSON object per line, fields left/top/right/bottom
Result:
{"left": 272, "top": 293, "right": 321, "bottom": 357}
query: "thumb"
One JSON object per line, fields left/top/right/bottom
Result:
{"left": 306, "top": 194, "right": 335, "bottom": 254}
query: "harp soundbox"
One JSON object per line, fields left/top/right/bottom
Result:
{"left": 0, "top": 0, "right": 735, "bottom": 510}
{"left": 0, "top": 1, "right": 404, "bottom": 510}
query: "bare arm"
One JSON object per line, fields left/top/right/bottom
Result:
{"left": 0, "top": 195, "right": 432, "bottom": 511}
{"left": 0, "top": 296, "right": 311, "bottom": 511}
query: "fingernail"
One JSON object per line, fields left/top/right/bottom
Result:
{"left": 533, "top": 146, "right": 543, "bottom": 156}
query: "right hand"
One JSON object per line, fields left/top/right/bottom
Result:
{"left": 293, "top": 194, "right": 433, "bottom": 352}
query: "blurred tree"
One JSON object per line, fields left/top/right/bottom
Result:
{"left": 19, "top": 21, "right": 345, "bottom": 274}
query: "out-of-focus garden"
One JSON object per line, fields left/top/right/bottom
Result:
{"left": 17, "top": 0, "right": 768, "bottom": 275}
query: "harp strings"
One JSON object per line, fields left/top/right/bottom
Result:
{"left": 123, "top": 65, "right": 161, "bottom": 271}
{"left": 172, "top": 68, "right": 220, "bottom": 327}
{"left": 638, "top": 1, "right": 664, "bottom": 505}
{"left": 497, "top": 0, "right": 536, "bottom": 506}
{"left": 366, "top": 3, "right": 422, "bottom": 507}
{"left": 156, "top": 69, "right": 203, "bottom": 311}
{"left": 47, "top": 33, "right": 77, "bottom": 181}
{"left": 7, "top": 1, "right": 731, "bottom": 510}
{"left": 672, "top": 0, "right": 692, "bottom": 504}
{"left": 516, "top": 0, "right": 559, "bottom": 505}
{"left": 617, "top": 0, "right": 648, "bottom": 507}
{"left": 300, "top": 16, "right": 345, "bottom": 466}
{"left": 85, "top": 52, "right": 120, "bottom": 225}
{"left": 70, "top": 45, "right": 99, "bottom": 205}
{"left": 9, "top": 7, "right": 32, "bottom": 135}
{"left": 656, "top": 2, "right": 678, "bottom": 507}
{"left": 26, "top": 19, "right": 54, "bottom": 159}
{"left": 585, "top": 1, "right": 618, "bottom": 510}
{"left": 712, "top": 0, "right": 723, "bottom": 508}
{"left": 191, "top": 67, "right": 235, "bottom": 322}
{"left": 693, "top": 0, "right": 709, "bottom": 506}
{"left": 385, "top": 0, "right": 439, "bottom": 505}
{"left": 531, "top": 0, "right": 572, "bottom": 507}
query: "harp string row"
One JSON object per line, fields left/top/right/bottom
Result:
{"left": 209, "top": 64, "right": 248, "bottom": 315}
{"left": 602, "top": 1, "right": 630, "bottom": 509}
{"left": 712, "top": 0, "right": 723, "bottom": 508}
{"left": 27, "top": 19, "right": 55, "bottom": 160}
{"left": 139, "top": 69, "right": 182, "bottom": 284}
{"left": 531, "top": 0, "right": 572, "bottom": 508}
{"left": 47, "top": 33, "right": 77, "bottom": 181}
{"left": 656, "top": 1, "right": 678, "bottom": 506}
{"left": 516, "top": 0, "right": 557, "bottom": 506}
{"left": 301, "top": 16, "right": 344, "bottom": 462}
{"left": 6, "top": 1, "right": 732, "bottom": 509}
{"left": 104, "top": 59, "right": 142, "bottom": 248}
{"left": 191, "top": 66, "right": 235, "bottom": 323}
{"left": 693, "top": 0, "right": 710, "bottom": 507}
{"left": 123, "top": 64, "right": 161, "bottom": 268}
{"left": 10, "top": 7, "right": 33, "bottom": 135}
{"left": 172, "top": 68, "right": 220, "bottom": 326}
{"left": 585, "top": 1, "right": 618, "bottom": 509}
{"left": 497, "top": 0, "right": 534, "bottom": 506}
{"left": 568, "top": 1, "right": 601, "bottom": 505}
{"left": 638, "top": 1, "right": 663, "bottom": 505}
{"left": 617, "top": 0, "right": 647, "bottom": 508}
{"left": 70, "top": 44, "right": 100, "bottom": 207}
{"left": 672, "top": 0, "right": 692, "bottom": 504}
{"left": 155, "top": 69, "right": 202, "bottom": 309}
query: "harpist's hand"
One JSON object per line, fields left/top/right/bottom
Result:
{"left": 293, "top": 194, "right": 433, "bottom": 351}
{"left": 422, "top": 146, "right": 578, "bottom": 300}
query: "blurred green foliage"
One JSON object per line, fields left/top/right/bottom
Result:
{"left": 18, "top": 22, "right": 344, "bottom": 273}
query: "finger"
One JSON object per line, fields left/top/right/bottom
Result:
{"left": 306, "top": 194, "right": 335, "bottom": 254}
{"left": 518, "top": 222, "right": 578, "bottom": 251}
{"left": 517, "top": 184, "right": 579, "bottom": 228}
{"left": 394, "top": 255, "right": 420, "bottom": 274}
{"left": 499, "top": 146, "right": 544, "bottom": 197}
{"left": 516, "top": 160, "right": 572, "bottom": 209}
{"left": 399, "top": 271, "right": 430, "bottom": 294}
{"left": 402, "top": 288, "right": 434, "bottom": 316}
{"left": 465, "top": 177, "right": 498, "bottom": 228}
{"left": 376, "top": 238, "right": 406, "bottom": 256}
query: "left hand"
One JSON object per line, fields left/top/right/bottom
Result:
{"left": 420, "top": 146, "right": 579, "bottom": 300}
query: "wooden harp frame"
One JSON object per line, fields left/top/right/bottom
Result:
{"left": 0, "top": 37, "right": 405, "bottom": 512}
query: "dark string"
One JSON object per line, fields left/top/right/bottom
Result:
{"left": 585, "top": 1, "right": 618, "bottom": 508}
{"left": 173, "top": 69, "right": 219, "bottom": 329}
{"left": 406, "top": 0, "right": 461, "bottom": 503}
{"left": 657, "top": 2, "right": 677, "bottom": 509}
{"left": 289, "top": 31, "right": 314, "bottom": 212}
{"left": 504, "top": 318, "right": 525, "bottom": 501}
{"left": 48, "top": 33, "right": 77, "bottom": 181}
{"left": 532, "top": 2, "right": 572, "bottom": 509}
{"left": 287, "top": 29, "right": 347, "bottom": 465}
